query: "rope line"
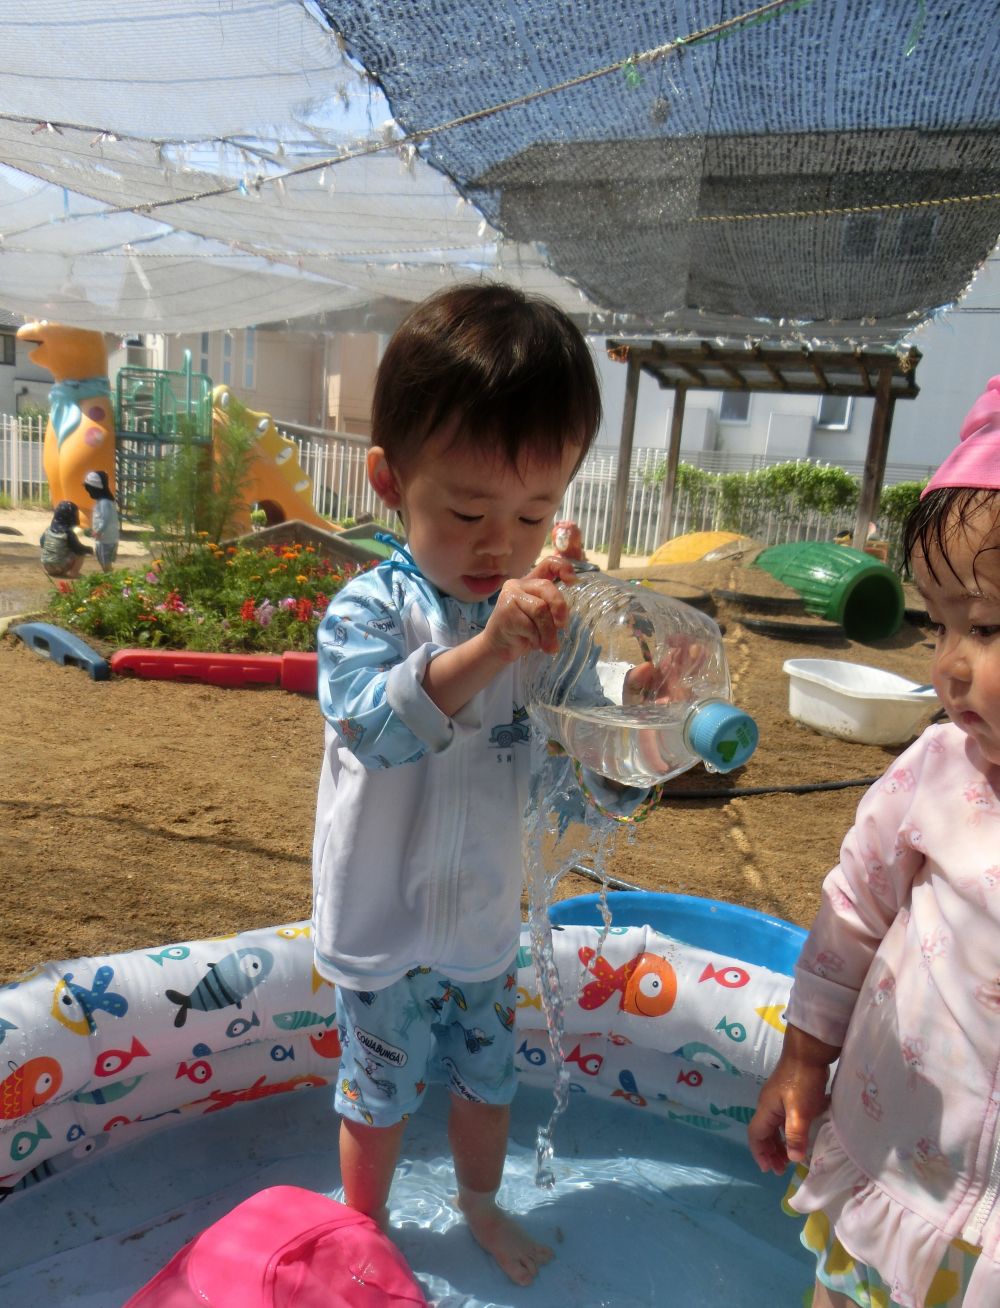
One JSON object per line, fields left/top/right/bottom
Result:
{"left": 694, "top": 191, "right": 1000, "bottom": 224}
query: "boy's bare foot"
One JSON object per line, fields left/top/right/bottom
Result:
{"left": 456, "top": 1189, "right": 554, "bottom": 1286}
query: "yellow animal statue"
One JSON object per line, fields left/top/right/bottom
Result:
{"left": 16, "top": 322, "right": 116, "bottom": 529}
{"left": 211, "top": 387, "right": 331, "bottom": 535}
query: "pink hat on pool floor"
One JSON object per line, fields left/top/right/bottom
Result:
{"left": 921, "top": 375, "right": 1000, "bottom": 498}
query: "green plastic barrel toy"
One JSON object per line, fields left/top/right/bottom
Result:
{"left": 752, "top": 542, "right": 904, "bottom": 641}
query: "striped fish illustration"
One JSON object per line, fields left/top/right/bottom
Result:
{"left": 165, "top": 949, "right": 273, "bottom": 1028}
{"left": 273, "top": 1009, "right": 337, "bottom": 1031}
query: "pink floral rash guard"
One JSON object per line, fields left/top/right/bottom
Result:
{"left": 786, "top": 722, "right": 1000, "bottom": 1307}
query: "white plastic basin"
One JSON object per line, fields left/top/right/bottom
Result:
{"left": 783, "top": 658, "right": 940, "bottom": 745}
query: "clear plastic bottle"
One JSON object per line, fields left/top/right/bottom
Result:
{"left": 522, "top": 566, "right": 758, "bottom": 786}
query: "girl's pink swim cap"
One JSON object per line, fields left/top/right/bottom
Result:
{"left": 921, "top": 375, "right": 1000, "bottom": 498}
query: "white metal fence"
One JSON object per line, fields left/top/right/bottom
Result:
{"left": 0, "top": 414, "right": 47, "bottom": 507}
{"left": 1, "top": 413, "right": 931, "bottom": 560}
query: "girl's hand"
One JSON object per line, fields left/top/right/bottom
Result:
{"left": 747, "top": 1024, "right": 840, "bottom": 1174}
{"left": 482, "top": 574, "right": 570, "bottom": 662}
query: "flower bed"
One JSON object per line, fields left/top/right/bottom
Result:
{"left": 47, "top": 538, "right": 366, "bottom": 653}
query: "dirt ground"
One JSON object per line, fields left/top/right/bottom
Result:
{"left": 0, "top": 519, "right": 937, "bottom": 982}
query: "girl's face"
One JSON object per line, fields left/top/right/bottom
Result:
{"left": 912, "top": 502, "right": 1000, "bottom": 767}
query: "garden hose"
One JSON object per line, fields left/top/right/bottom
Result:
{"left": 660, "top": 775, "right": 880, "bottom": 800}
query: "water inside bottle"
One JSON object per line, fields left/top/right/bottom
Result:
{"left": 529, "top": 697, "right": 704, "bottom": 787}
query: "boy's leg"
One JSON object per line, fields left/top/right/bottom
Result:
{"left": 340, "top": 1115, "right": 406, "bottom": 1233}
{"left": 449, "top": 1096, "right": 553, "bottom": 1286}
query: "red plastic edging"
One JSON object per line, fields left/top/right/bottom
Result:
{"left": 110, "top": 649, "right": 318, "bottom": 694}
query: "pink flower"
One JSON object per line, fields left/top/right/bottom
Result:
{"left": 145, "top": 571, "right": 159, "bottom": 584}
{"left": 280, "top": 597, "right": 296, "bottom": 610}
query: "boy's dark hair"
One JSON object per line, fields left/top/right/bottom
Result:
{"left": 902, "top": 486, "right": 1000, "bottom": 585}
{"left": 371, "top": 283, "right": 601, "bottom": 474}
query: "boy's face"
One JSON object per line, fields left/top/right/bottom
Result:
{"left": 367, "top": 428, "right": 581, "bottom": 603}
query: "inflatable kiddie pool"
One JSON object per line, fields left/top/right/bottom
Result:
{"left": 0, "top": 892, "right": 812, "bottom": 1305}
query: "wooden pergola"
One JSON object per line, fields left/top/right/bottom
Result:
{"left": 604, "top": 339, "right": 922, "bottom": 569}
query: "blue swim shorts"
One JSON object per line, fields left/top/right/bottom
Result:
{"left": 334, "top": 965, "right": 518, "bottom": 1127}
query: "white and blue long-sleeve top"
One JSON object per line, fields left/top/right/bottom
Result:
{"left": 90, "top": 497, "right": 120, "bottom": 547}
{"left": 312, "top": 549, "right": 648, "bottom": 990}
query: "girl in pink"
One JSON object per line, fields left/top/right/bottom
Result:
{"left": 749, "top": 376, "right": 1000, "bottom": 1308}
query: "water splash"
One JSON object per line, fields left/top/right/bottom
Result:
{"left": 522, "top": 733, "right": 621, "bottom": 1188}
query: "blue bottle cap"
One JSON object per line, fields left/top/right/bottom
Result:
{"left": 686, "top": 700, "right": 758, "bottom": 772}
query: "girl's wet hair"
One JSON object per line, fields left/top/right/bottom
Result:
{"left": 902, "top": 486, "right": 1000, "bottom": 586}
{"left": 371, "top": 283, "right": 601, "bottom": 474}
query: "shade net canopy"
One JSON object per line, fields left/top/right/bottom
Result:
{"left": 1, "top": 0, "right": 998, "bottom": 342}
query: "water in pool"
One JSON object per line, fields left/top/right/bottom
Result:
{"left": 0, "top": 1080, "right": 811, "bottom": 1305}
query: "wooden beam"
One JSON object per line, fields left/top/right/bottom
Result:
{"left": 656, "top": 386, "right": 687, "bottom": 549}
{"left": 853, "top": 351, "right": 875, "bottom": 394}
{"left": 700, "top": 341, "right": 744, "bottom": 387}
{"left": 751, "top": 344, "right": 787, "bottom": 389}
{"left": 607, "top": 353, "right": 640, "bottom": 570}
{"left": 676, "top": 359, "right": 708, "bottom": 386}
{"left": 853, "top": 367, "right": 896, "bottom": 550}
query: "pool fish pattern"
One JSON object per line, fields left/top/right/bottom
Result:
{"left": 0, "top": 918, "right": 792, "bottom": 1199}
{"left": 515, "top": 922, "right": 792, "bottom": 1134}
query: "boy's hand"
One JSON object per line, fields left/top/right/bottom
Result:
{"left": 526, "top": 554, "right": 578, "bottom": 587}
{"left": 622, "top": 636, "right": 709, "bottom": 705}
{"left": 482, "top": 572, "right": 570, "bottom": 662}
{"left": 747, "top": 1024, "right": 839, "bottom": 1174}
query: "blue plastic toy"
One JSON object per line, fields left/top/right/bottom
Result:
{"left": 12, "top": 622, "right": 110, "bottom": 680}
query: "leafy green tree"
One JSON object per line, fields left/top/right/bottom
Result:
{"left": 137, "top": 412, "right": 256, "bottom": 565}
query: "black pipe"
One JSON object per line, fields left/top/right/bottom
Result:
{"left": 660, "top": 776, "right": 879, "bottom": 800}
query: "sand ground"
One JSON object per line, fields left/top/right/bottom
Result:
{"left": 0, "top": 505, "right": 936, "bottom": 981}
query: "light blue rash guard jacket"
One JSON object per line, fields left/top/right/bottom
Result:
{"left": 312, "top": 550, "right": 647, "bottom": 990}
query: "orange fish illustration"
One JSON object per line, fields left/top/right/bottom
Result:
{"left": 1, "top": 1056, "right": 63, "bottom": 1120}
{"left": 309, "top": 1028, "right": 342, "bottom": 1060}
{"left": 578, "top": 947, "right": 677, "bottom": 1017}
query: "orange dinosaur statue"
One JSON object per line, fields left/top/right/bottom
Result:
{"left": 212, "top": 386, "right": 332, "bottom": 535}
{"left": 16, "top": 322, "right": 116, "bottom": 529}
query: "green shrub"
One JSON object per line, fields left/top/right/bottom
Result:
{"left": 135, "top": 409, "right": 257, "bottom": 565}
{"left": 878, "top": 479, "right": 926, "bottom": 531}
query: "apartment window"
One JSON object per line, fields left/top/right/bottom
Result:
{"left": 222, "top": 332, "right": 233, "bottom": 385}
{"left": 816, "top": 395, "right": 853, "bottom": 430}
{"left": 199, "top": 332, "right": 210, "bottom": 375}
{"left": 243, "top": 327, "right": 256, "bottom": 390}
{"left": 719, "top": 391, "right": 751, "bottom": 423}
{"left": 0, "top": 334, "right": 15, "bottom": 366}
